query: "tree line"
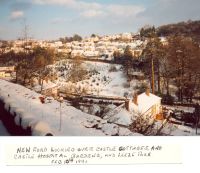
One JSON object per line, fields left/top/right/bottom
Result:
{"left": 59, "top": 34, "right": 82, "bottom": 43}
{"left": 156, "top": 20, "right": 200, "bottom": 43}
{"left": 0, "top": 46, "right": 56, "bottom": 91}
{"left": 113, "top": 33, "right": 200, "bottom": 103}
{"left": 142, "top": 35, "right": 200, "bottom": 103}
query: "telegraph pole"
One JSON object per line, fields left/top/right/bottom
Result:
{"left": 59, "top": 97, "right": 63, "bottom": 131}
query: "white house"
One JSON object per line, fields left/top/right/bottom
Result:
{"left": 0, "top": 71, "right": 6, "bottom": 78}
{"left": 129, "top": 89, "right": 162, "bottom": 119}
{"left": 83, "top": 50, "right": 99, "bottom": 57}
{"left": 0, "top": 66, "right": 15, "bottom": 72}
{"left": 71, "top": 50, "right": 84, "bottom": 57}
{"left": 121, "top": 32, "right": 133, "bottom": 40}
{"left": 159, "top": 37, "right": 168, "bottom": 45}
{"left": 0, "top": 66, "right": 15, "bottom": 78}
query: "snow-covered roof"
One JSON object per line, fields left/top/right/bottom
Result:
{"left": 130, "top": 92, "right": 161, "bottom": 115}
{"left": 138, "top": 92, "right": 161, "bottom": 102}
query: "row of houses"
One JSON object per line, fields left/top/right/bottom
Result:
{"left": 1, "top": 33, "right": 169, "bottom": 61}
{"left": 68, "top": 39, "right": 145, "bottom": 59}
{"left": 0, "top": 33, "right": 146, "bottom": 59}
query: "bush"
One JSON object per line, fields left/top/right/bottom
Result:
{"left": 161, "top": 94, "right": 174, "bottom": 105}
{"left": 124, "top": 92, "right": 129, "bottom": 98}
{"left": 109, "top": 65, "right": 118, "bottom": 72}
{"left": 129, "top": 115, "right": 156, "bottom": 135}
{"left": 81, "top": 87, "right": 89, "bottom": 95}
{"left": 134, "top": 82, "right": 148, "bottom": 94}
{"left": 90, "top": 69, "right": 99, "bottom": 75}
{"left": 123, "top": 82, "right": 130, "bottom": 88}
{"left": 68, "top": 66, "right": 88, "bottom": 83}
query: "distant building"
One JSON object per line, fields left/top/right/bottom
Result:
{"left": 132, "top": 49, "right": 143, "bottom": 58}
{"left": 0, "top": 66, "right": 15, "bottom": 78}
{"left": 0, "top": 71, "right": 6, "bottom": 78}
{"left": 128, "top": 70, "right": 144, "bottom": 80}
{"left": 0, "top": 66, "right": 15, "bottom": 72}
{"left": 160, "top": 37, "right": 168, "bottom": 45}
{"left": 121, "top": 33, "right": 132, "bottom": 40}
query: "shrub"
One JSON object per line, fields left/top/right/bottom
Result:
{"left": 90, "top": 69, "right": 98, "bottom": 75}
{"left": 161, "top": 94, "right": 174, "bottom": 105}
{"left": 68, "top": 66, "right": 88, "bottom": 83}
{"left": 81, "top": 87, "right": 89, "bottom": 95}
{"left": 109, "top": 65, "right": 118, "bottom": 72}
{"left": 129, "top": 115, "right": 156, "bottom": 135}
{"left": 123, "top": 82, "right": 130, "bottom": 88}
{"left": 124, "top": 92, "right": 129, "bottom": 98}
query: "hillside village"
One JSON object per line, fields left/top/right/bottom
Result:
{"left": 0, "top": 25, "right": 200, "bottom": 136}
{"left": 0, "top": 32, "right": 145, "bottom": 59}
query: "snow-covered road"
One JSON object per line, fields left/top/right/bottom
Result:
{"left": 0, "top": 79, "right": 139, "bottom": 136}
{"left": 0, "top": 120, "right": 10, "bottom": 136}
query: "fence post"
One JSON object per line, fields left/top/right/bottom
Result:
{"left": 125, "top": 99, "right": 130, "bottom": 111}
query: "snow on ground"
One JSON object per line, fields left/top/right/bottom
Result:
{"left": 0, "top": 120, "right": 10, "bottom": 136}
{"left": 163, "top": 105, "right": 195, "bottom": 113}
{"left": 107, "top": 109, "right": 133, "bottom": 126}
{"left": 33, "top": 80, "right": 57, "bottom": 92}
{"left": 0, "top": 79, "right": 139, "bottom": 136}
{"left": 154, "top": 120, "right": 200, "bottom": 136}
{"left": 83, "top": 61, "right": 136, "bottom": 97}
{"left": 161, "top": 122, "right": 200, "bottom": 136}
{"left": 100, "top": 69, "right": 128, "bottom": 97}
{"left": 55, "top": 60, "right": 142, "bottom": 97}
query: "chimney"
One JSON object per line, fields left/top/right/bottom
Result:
{"left": 145, "top": 88, "right": 150, "bottom": 96}
{"left": 133, "top": 93, "right": 138, "bottom": 105}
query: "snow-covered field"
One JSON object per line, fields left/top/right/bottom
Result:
{"left": 0, "top": 79, "right": 140, "bottom": 136}
{"left": 56, "top": 60, "right": 142, "bottom": 98}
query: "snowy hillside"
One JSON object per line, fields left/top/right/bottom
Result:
{"left": 54, "top": 60, "right": 144, "bottom": 98}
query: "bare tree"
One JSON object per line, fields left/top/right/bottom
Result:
{"left": 67, "top": 56, "right": 88, "bottom": 83}
{"left": 166, "top": 36, "right": 200, "bottom": 102}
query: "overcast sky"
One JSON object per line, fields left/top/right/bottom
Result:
{"left": 0, "top": 0, "right": 200, "bottom": 40}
